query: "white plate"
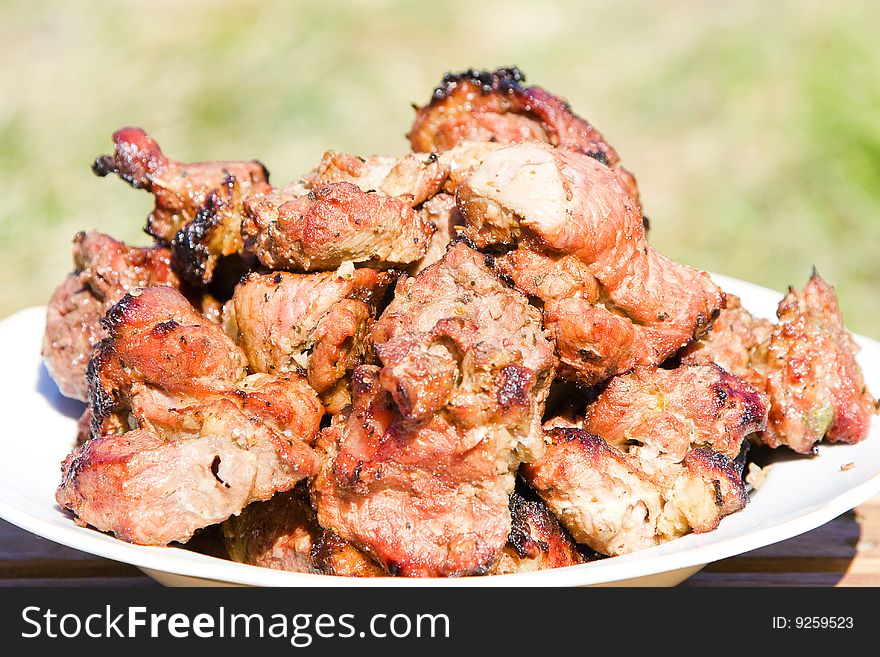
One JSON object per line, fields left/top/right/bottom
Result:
{"left": 1, "top": 273, "right": 879, "bottom": 587}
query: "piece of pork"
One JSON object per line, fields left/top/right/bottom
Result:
{"left": 583, "top": 364, "right": 768, "bottom": 462}
{"left": 92, "top": 126, "right": 269, "bottom": 285}
{"left": 58, "top": 286, "right": 323, "bottom": 546}
{"left": 683, "top": 274, "right": 877, "bottom": 454}
{"left": 241, "top": 181, "right": 434, "bottom": 271}
{"left": 409, "top": 67, "right": 619, "bottom": 166}
{"left": 522, "top": 427, "right": 747, "bottom": 556}
{"left": 313, "top": 244, "right": 555, "bottom": 576}
{"left": 223, "top": 486, "right": 385, "bottom": 577}
{"left": 460, "top": 142, "right": 722, "bottom": 385}
{"left": 231, "top": 267, "right": 394, "bottom": 412}
{"left": 42, "top": 231, "right": 179, "bottom": 401}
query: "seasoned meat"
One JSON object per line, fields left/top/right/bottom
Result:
{"left": 58, "top": 286, "right": 323, "bottom": 546}
{"left": 409, "top": 67, "right": 641, "bottom": 203}
{"left": 492, "top": 491, "right": 584, "bottom": 574}
{"left": 313, "top": 244, "right": 555, "bottom": 576}
{"left": 223, "top": 486, "right": 384, "bottom": 577}
{"left": 311, "top": 151, "right": 447, "bottom": 207}
{"left": 92, "top": 127, "right": 269, "bottom": 285}
{"left": 232, "top": 267, "right": 394, "bottom": 412}
{"left": 242, "top": 181, "right": 434, "bottom": 271}
{"left": 92, "top": 127, "right": 269, "bottom": 244}
{"left": 680, "top": 294, "right": 773, "bottom": 378}
{"left": 583, "top": 365, "right": 768, "bottom": 462}
{"left": 371, "top": 243, "right": 554, "bottom": 433}
{"left": 461, "top": 142, "right": 722, "bottom": 385}
{"left": 409, "top": 67, "right": 619, "bottom": 166}
{"left": 683, "top": 274, "right": 877, "bottom": 454}
{"left": 756, "top": 274, "right": 876, "bottom": 452}
{"left": 522, "top": 427, "right": 747, "bottom": 556}
{"left": 42, "top": 232, "right": 179, "bottom": 401}
{"left": 494, "top": 246, "right": 649, "bottom": 384}
{"left": 406, "top": 193, "right": 461, "bottom": 276}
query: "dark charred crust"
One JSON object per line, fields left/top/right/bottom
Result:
{"left": 497, "top": 364, "right": 533, "bottom": 410}
{"left": 733, "top": 440, "right": 750, "bottom": 475}
{"left": 587, "top": 150, "right": 609, "bottom": 166}
{"left": 91, "top": 155, "right": 116, "bottom": 178}
{"left": 430, "top": 67, "right": 527, "bottom": 102}
{"left": 100, "top": 292, "right": 139, "bottom": 333}
{"left": 712, "top": 480, "right": 723, "bottom": 507}
{"left": 715, "top": 367, "right": 768, "bottom": 431}
{"left": 210, "top": 455, "right": 230, "bottom": 488}
{"left": 151, "top": 319, "right": 180, "bottom": 336}
{"left": 685, "top": 447, "right": 748, "bottom": 507}
{"left": 171, "top": 198, "right": 220, "bottom": 286}
{"left": 507, "top": 493, "right": 548, "bottom": 559}
{"left": 449, "top": 232, "right": 478, "bottom": 250}
{"left": 549, "top": 427, "right": 607, "bottom": 452}
{"left": 642, "top": 215, "right": 651, "bottom": 232}
{"left": 85, "top": 340, "right": 119, "bottom": 435}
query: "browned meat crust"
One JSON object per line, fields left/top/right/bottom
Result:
{"left": 93, "top": 127, "right": 269, "bottom": 243}
{"left": 522, "top": 427, "right": 747, "bottom": 556}
{"left": 408, "top": 67, "right": 619, "bottom": 166}
{"left": 231, "top": 268, "right": 394, "bottom": 412}
{"left": 42, "top": 231, "right": 179, "bottom": 401}
{"left": 58, "top": 286, "right": 323, "bottom": 546}
{"left": 410, "top": 193, "right": 462, "bottom": 275}
{"left": 241, "top": 181, "right": 434, "bottom": 271}
{"left": 223, "top": 486, "right": 384, "bottom": 577}
{"left": 492, "top": 491, "right": 584, "bottom": 574}
{"left": 680, "top": 294, "right": 773, "bottom": 377}
{"left": 583, "top": 365, "right": 768, "bottom": 462}
{"left": 461, "top": 143, "right": 722, "bottom": 385}
{"left": 313, "top": 244, "right": 555, "bottom": 576}
{"left": 683, "top": 274, "right": 877, "bottom": 454}
{"left": 312, "top": 151, "right": 447, "bottom": 207}
{"left": 759, "top": 274, "right": 876, "bottom": 451}
{"left": 92, "top": 127, "right": 269, "bottom": 285}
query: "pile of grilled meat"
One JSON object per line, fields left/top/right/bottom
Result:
{"left": 43, "top": 67, "right": 878, "bottom": 577}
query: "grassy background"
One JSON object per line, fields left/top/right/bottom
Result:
{"left": 1, "top": 0, "right": 877, "bottom": 335}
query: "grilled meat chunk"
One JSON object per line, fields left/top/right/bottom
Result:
{"left": 242, "top": 181, "right": 434, "bottom": 271}
{"left": 583, "top": 365, "right": 768, "bottom": 462}
{"left": 231, "top": 267, "right": 394, "bottom": 412}
{"left": 313, "top": 244, "right": 555, "bottom": 576}
{"left": 409, "top": 67, "right": 641, "bottom": 203}
{"left": 92, "top": 127, "right": 269, "bottom": 285}
{"left": 223, "top": 486, "right": 384, "bottom": 577}
{"left": 522, "top": 427, "right": 747, "bottom": 556}
{"left": 460, "top": 142, "right": 722, "bottom": 385}
{"left": 679, "top": 294, "right": 773, "bottom": 378}
{"left": 42, "top": 232, "right": 179, "bottom": 401}
{"left": 492, "top": 491, "right": 584, "bottom": 574}
{"left": 756, "top": 274, "right": 876, "bottom": 451}
{"left": 683, "top": 274, "right": 877, "bottom": 454}
{"left": 410, "top": 193, "right": 462, "bottom": 275}
{"left": 93, "top": 126, "right": 269, "bottom": 244}
{"left": 312, "top": 151, "right": 447, "bottom": 207}
{"left": 58, "top": 286, "right": 323, "bottom": 545}
{"left": 370, "top": 243, "right": 554, "bottom": 435}
{"left": 409, "top": 67, "right": 619, "bottom": 166}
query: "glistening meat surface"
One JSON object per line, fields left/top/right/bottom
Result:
{"left": 57, "top": 286, "right": 323, "bottom": 545}
{"left": 42, "top": 231, "right": 179, "bottom": 401}
{"left": 459, "top": 142, "right": 722, "bottom": 384}
{"left": 313, "top": 244, "right": 555, "bottom": 576}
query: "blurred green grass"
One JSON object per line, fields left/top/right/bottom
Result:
{"left": 1, "top": 0, "right": 877, "bottom": 335}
